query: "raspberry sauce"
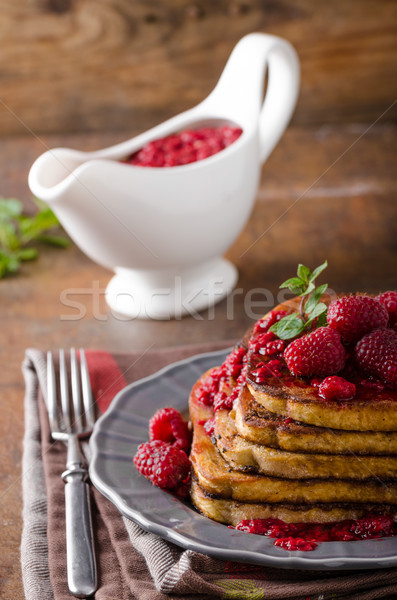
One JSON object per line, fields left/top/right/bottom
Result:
{"left": 195, "top": 346, "right": 247, "bottom": 412}
{"left": 235, "top": 515, "right": 397, "bottom": 551}
{"left": 125, "top": 125, "right": 243, "bottom": 167}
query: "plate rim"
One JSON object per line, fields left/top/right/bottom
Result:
{"left": 89, "top": 348, "right": 397, "bottom": 570}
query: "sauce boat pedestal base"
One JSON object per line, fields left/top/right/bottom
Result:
{"left": 106, "top": 258, "right": 238, "bottom": 320}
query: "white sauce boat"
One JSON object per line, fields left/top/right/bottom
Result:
{"left": 29, "top": 33, "right": 299, "bottom": 319}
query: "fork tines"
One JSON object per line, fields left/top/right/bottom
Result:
{"left": 47, "top": 348, "right": 95, "bottom": 437}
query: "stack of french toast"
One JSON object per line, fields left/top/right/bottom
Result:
{"left": 189, "top": 295, "right": 397, "bottom": 526}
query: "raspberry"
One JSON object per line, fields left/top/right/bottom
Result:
{"left": 195, "top": 367, "right": 224, "bottom": 406}
{"left": 250, "top": 359, "right": 284, "bottom": 383}
{"left": 149, "top": 407, "right": 191, "bottom": 453}
{"left": 318, "top": 376, "right": 356, "bottom": 401}
{"left": 223, "top": 346, "right": 247, "bottom": 379}
{"left": 174, "top": 474, "right": 191, "bottom": 500}
{"left": 327, "top": 295, "right": 389, "bottom": 343}
{"left": 351, "top": 514, "right": 396, "bottom": 539}
{"left": 254, "top": 308, "right": 289, "bottom": 334}
{"left": 274, "top": 537, "right": 317, "bottom": 552}
{"left": 213, "top": 389, "right": 233, "bottom": 412}
{"left": 250, "top": 333, "right": 285, "bottom": 356}
{"left": 354, "top": 328, "right": 397, "bottom": 387}
{"left": 203, "top": 418, "right": 215, "bottom": 436}
{"left": 133, "top": 440, "right": 190, "bottom": 490}
{"left": 376, "top": 291, "right": 397, "bottom": 326}
{"left": 126, "top": 125, "right": 242, "bottom": 168}
{"left": 284, "top": 327, "right": 345, "bottom": 377}
{"left": 249, "top": 332, "right": 276, "bottom": 352}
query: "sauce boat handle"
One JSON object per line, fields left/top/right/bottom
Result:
{"left": 206, "top": 33, "right": 300, "bottom": 164}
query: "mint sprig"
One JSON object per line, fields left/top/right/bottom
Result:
{"left": 0, "top": 197, "right": 69, "bottom": 278}
{"left": 269, "top": 261, "right": 328, "bottom": 340}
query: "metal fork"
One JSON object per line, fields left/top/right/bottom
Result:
{"left": 47, "top": 348, "right": 97, "bottom": 598}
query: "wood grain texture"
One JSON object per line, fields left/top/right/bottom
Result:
{"left": 0, "top": 123, "right": 396, "bottom": 597}
{"left": 0, "top": 0, "right": 396, "bottom": 136}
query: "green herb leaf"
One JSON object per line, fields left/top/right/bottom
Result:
{"left": 0, "top": 197, "right": 23, "bottom": 218}
{"left": 273, "top": 261, "right": 329, "bottom": 338}
{"left": 297, "top": 264, "right": 311, "bottom": 284}
{"left": 36, "top": 234, "right": 70, "bottom": 247}
{"left": 309, "top": 260, "right": 328, "bottom": 283}
{"left": 0, "top": 196, "right": 69, "bottom": 279}
{"left": 16, "top": 247, "right": 38, "bottom": 261}
{"left": 306, "top": 301, "right": 327, "bottom": 321}
{"left": 270, "top": 314, "right": 306, "bottom": 340}
{"left": 280, "top": 277, "right": 306, "bottom": 295}
{"left": 299, "top": 280, "right": 316, "bottom": 297}
{"left": 0, "top": 221, "right": 20, "bottom": 251}
{"left": 305, "top": 283, "right": 328, "bottom": 315}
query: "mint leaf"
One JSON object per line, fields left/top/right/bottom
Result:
{"left": 309, "top": 260, "right": 328, "bottom": 282}
{"left": 0, "top": 221, "right": 20, "bottom": 251}
{"left": 299, "top": 280, "right": 316, "bottom": 297}
{"left": 316, "top": 311, "right": 328, "bottom": 327}
{"left": 305, "top": 283, "right": 328, "bottom": 315}
{"left": 0, "top": 198, "right": 23, "bottom": 218}
{"left": 280, "top": 277, "right": 306, "bottom": 295}
{"left": 19, "top": 209, "right": 60, "bottom": 243}
{"left": 270, "top": 314, "right": 305, "bottom": 340}
{"left": 305, "top": 302, "right": 328, "bottom": 328}
{"left": 297, "top": 264, "right": 311, "bottom": 284}
{"left": 16, "top": 247, "right": 38, "bottom": 261}
{"left": 0, "top": 196, "right": 69, "bottom": 279}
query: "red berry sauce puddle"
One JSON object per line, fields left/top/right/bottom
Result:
{"left": 234, "top": 515, "right": 397, "bottom": 551}
{"left": 124, "top": 125, "right": 243, "bottom": 167}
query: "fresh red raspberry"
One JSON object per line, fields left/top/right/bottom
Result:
{"left": 149, "top": 407, "right": 191, "bottom": 453}
{"left": 354, "top": 328, "right": 397, "bottom": 387}
{"left": 284, "top": 327, "right": 345, "bottom": 377}
{"left": 327, "top": 295, "right": 389, "bottom": 343}
{"left": 318, "top": 376, "right": 356, "bottom": 401}
{"left": 376, "top": 291, "right": 397, "bottom": 326}
{"left": 133, "top": 440, "right": 190, "bottom": 490}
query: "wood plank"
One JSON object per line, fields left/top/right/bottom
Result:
{"left": 0, "top": 123, "right": 396, "bottom": 598}
{"left": 0, "top": 0, "right": 396, "bottom": 136}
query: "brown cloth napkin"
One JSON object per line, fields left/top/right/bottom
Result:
{"left": 21, "top": 345, "right": 397, "bottom": 600}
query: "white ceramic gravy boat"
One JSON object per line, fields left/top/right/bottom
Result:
{"left": 29, "top": 33, "right": 299, "bottom": 319}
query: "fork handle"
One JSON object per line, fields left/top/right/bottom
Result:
{"left": 62, "top": 441, "right": 97, "bottom": 597}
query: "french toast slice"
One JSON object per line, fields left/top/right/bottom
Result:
{"left": 214, "top": 404, "right": 397, "bottom": 479}
{"left": 189, "top": 376, "right": 397, "bottom": 507}
{"left": 246, "top": 298, "right": 397, "bottom": 432}
{"left": 191, "top": 479, "right": 397, "bottom": 526}
{"left": 235, "top": 385, "right": 397, "bottom": 455}
{"left": 247, "top": 380, "right": 397, "bottom": 432}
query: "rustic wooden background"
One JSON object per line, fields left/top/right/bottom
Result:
{"left": 1, "top": 0, "right": 397, "bottom": 137}
{"left": 1, "top": 2, "right": 397, "bottom": 599}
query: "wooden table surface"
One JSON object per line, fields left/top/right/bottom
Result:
{"left": 1, "top": 2, "right": 397, "bottom": 597}
{"left": 1, "top": 122, "right": 396, "bottom": 598}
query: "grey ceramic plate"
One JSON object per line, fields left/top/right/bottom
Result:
{"left": 90, "top": 348, "right": 397, "bottom": 570}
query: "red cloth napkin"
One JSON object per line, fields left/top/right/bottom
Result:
{"left": 21, "top": 346, "right": 397, "bottom": 599}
